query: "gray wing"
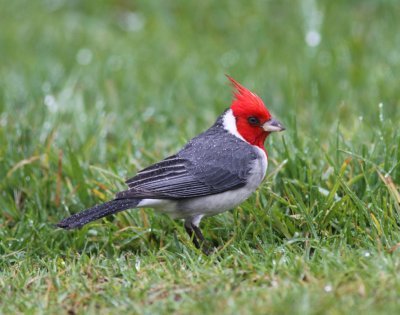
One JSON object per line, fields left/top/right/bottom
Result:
{"left": 116, "top": 126, "right": 258, "bottom": 200}
{"left": 116, "top": 154, "right": 250, "bottom": 199}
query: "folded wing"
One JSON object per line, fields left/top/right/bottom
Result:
{"left": 116, "top": 155, "right": 249, "bottom": 199}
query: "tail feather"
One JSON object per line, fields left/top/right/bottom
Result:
{"left": 56, "top": 199, "right": 140, "bottom": 229}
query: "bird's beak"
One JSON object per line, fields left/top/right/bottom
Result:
{"left": 262, "top": 118, "right": 285, "bottom": 132}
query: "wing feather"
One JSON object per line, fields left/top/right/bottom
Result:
{"left": 117, "top": 124, "right": 259, "bottom": 200}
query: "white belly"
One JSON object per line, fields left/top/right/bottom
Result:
{"left": 137, "top": 147, "right": 268, "bottom": 220}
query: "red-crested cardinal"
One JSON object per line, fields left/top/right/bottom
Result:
{"left": 57, "top": 76, "right": 285, "bottom": 254}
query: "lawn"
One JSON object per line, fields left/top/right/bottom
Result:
{"left": 1, "top": 0, "right": 400, "bottom": 314}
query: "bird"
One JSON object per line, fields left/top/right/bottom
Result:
{"left": 57, "top": 76, "right": 285, "bottom": 254}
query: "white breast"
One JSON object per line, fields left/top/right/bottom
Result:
{"left": 172, "top": 146, "right": 268, "bottom": 219}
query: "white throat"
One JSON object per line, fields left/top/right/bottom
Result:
{"left": 222, "top": 109, "right": 268, "bottom": 163}
{"left": 222, "top": 109, "right": 246, "bottom": 142}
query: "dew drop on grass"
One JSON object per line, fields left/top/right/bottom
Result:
{"left": 324, "top": 284, "right": 333, "bottom": 292}
{"left": 44, "top": 94, "right": 58, "bottom": 112}
{"left": 118, "top": 12, "right": 145, "bottom": 32}
{"left": 76, "top": 48, "right": 93, "bottom": 65}
{"left": 364, "top": 251, "right": 371, "bottom": 258}
{"left": 135, "top": 257, "right": 141, "bottom": 271}
{"left": 88, "top": 229, "right": 98, "bottom": 236}
{"left": 301, "top": 0, "right": 323, "bottom": 48}
{"left": 379, "top": 102, "right": 384, "bottom": 122}
{"left": 318, "top": 187, "right": 329, "bottom": 196}
{"left": 305, "top": 30, "right": 321, "bottom": 47}
{"left": 321, "top": 167, "right": 334, "bottom": 180}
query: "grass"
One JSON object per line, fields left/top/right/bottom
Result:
{"left": 1, "top": 0, "right": 400, "bottom": 314}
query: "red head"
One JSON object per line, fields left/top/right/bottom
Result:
{"left": 227, "top": 76, "right": 284, "bottom": 152}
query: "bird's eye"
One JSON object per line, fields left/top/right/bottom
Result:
{"left": 247, "top": 116, "right": 260, "bottom": 126}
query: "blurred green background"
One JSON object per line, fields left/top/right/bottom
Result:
{"left": 1, "top": 0, "right": 400, "bottom": 314}
{"left": 2, "top": 0, "right": 399, "bottom": 148}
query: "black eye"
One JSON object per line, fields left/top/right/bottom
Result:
{"left": 247, "top": 116, "right": 260, "bottom": 126}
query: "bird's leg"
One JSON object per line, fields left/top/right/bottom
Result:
{"left": 184, "top": 217, "right": 211, "bottom": 255}
{"left": 192, "top": 224, "right": 205, "bottom": 243}
{"left": 192, "top": 223, "right": 212, "bottom": 255}
{"left": 184, "top": 220, "right": 200, "bottom": 249}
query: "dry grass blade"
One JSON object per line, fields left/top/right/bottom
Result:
{"left": 6, "top": 155, "right": 41, "bottom": 177}
{"left": 377, "top": 171, "right": 400, "bottom": 213}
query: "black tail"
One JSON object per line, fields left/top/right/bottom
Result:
{"left": 56, "top": 199, "right": 140, "bottom": 230}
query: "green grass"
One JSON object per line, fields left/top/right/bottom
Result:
{"left": 1, "top": 0, "right": 400, "bottom": 314}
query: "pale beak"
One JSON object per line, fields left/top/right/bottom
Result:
{"left": 262, "top": 118, "right": 285, "bottom": 132}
